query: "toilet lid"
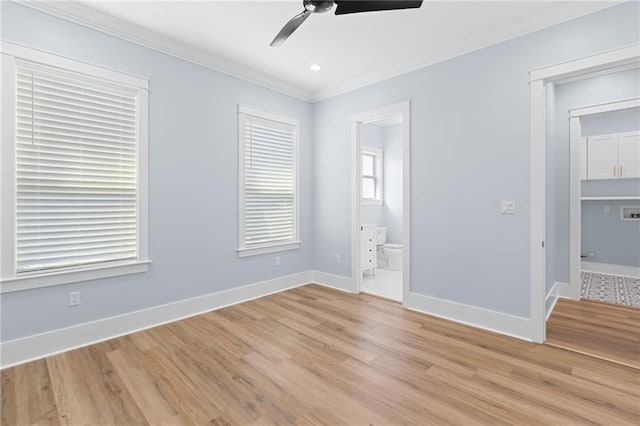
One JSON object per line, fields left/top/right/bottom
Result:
{"left": 384, "top": 243, "right": 402, "bottom": 249}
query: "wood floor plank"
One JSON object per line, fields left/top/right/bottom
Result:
{"left": 2, "top": 284, "right": 639, "bottom": 425}
{"left": 547, "top": 298, "right": 640, "bottom": 368}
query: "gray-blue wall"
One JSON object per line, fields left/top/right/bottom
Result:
{"left": 313, "top": 2, "right": 640, "bottom": 318}
{"left": 2, "top": 1, "right": 640, "bottom": 341}
{"left": 546, "top": 69, "right": 640, "bottom": 291}
{"left": 582, "top": 200, "right": 640, "bottom": 267}
{"left": 0, "top": 2, "right": 314, "bottom": 342}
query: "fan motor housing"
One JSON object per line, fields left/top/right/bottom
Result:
{"left": 304, "top": 0, "right": 334, "bottom": 13}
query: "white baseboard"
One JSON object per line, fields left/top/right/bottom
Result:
{"left": 545, "top": 282, "right": 565, "bottom": 321}
{"left": 311, "top": 270, "right": 355, "bottom": 293}
{"left": 405, "top": 292, "right": 532, "bottom": 342}
{"left": 581, "top": 261, "right": 640, "bottom": 278}
{"left": 0, "top": 270, "right": 313, "bottom": 369}
{"left": 2, "top": 269, "right": 542, "bottom": 369}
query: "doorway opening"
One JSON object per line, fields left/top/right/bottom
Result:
{"left": 529, "top": 43, "right": 640, "bottom": 344}
{"left": 351, "top": 101, "right": 410, "bottom": 303}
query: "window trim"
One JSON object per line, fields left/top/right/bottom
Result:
{"left": 0, "top": 41, "right": 150, "bottom": 293}
{"left": 361, "top": 146, "right": 384, "bottom": 205}
{"left": 237, "top": 105, "right": 300, "bottom": 258}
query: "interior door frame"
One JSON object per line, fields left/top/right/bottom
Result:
{"left": 567, "top": 98, "right": 640, "bottom": 300}
{"left": 529, "top": 43, "right": 640, "bottom": 343}
{"left": 351, "top": 100, "right": 411, "bottom": 302}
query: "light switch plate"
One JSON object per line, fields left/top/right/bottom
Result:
{"left": 501, "top": 201, "right": 516, "bottom": 214}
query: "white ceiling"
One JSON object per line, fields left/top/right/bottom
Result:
{"left": 30, "top": 1, "right": 618, "bottom": 101}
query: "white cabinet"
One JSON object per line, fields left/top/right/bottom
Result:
{"left": 587, "top": 133, "right": 618, "bottom": 179}
{"left": 619, "top": 132, "right": 640, "bottom": 178}
{"left": 586, "top": 131, "right": 640, "bottom": 180}
{"left": 360, "top": 224, "right": 377, "bottom": 274}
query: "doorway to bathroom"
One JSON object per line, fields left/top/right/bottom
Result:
{"left": 351, "top": 101, "right": 410, "bottom": 303}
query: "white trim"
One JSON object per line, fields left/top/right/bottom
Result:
{"left": 530, "top": 43, "right": 640, "bottom": 82}
{"left": 529, "top": 44, "right": 640, "bottom": 344}
{"left": 238, "top": 105, "right": 300, "bottom": 127}
{"left": 1, "top": 40, "right": 148, "bottom": 89}
{"left": 568, "top": 117, "right": 582, "bottom": 300}
{"left": 237, "top": 105, "right": 300, "bottom": 258}
{"left": 0, "top": 53, "right": 17, "bottom": 286}
{"left": 12, "top": 1, "right": 621, "bottom": 103}
{"left": 529, "top": 79, "right": 546, "bottom": 343}
{"left": 237, "top": 241, "right": 301, "bottom": 258}
{"left": 311, "top": 270, "right": 354, "bottom": 293}
{"left": 545, "top": 282, "right": 564, "bottom": 321}
{"left": 581, "top": 196, "right": 640, "bottom": 201}
{"left": 405, "top": 292, "right": 532, "bottom": 342}
{"left": 581, "top": 261, "right": 640, "bottom": 278}
{"left": 312, "top": 2, "right": 619, "bottom": 101}
{"left": 0, "top": 270, "right": 314, "bottom": 369}
{"left": 570, "top": 97, "right": 640, "bottom": 117}
{"left": 0, "top": 42, "right": 151, "bottom": 292}
{"left": 1, "top": 261, "right": 150, "bottom": 293}
{"left": 351, "top": 101, "right": 411, "bottom": 302}
{"left": 12, "top": 1, "right": 312, "bottom": 101}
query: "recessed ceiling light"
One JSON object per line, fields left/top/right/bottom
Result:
{"left": 309, "top": 64, "right": 323, "bottom": 71}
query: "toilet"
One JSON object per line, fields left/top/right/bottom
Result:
{"left": 375, "top": 227, "right": 403, "bottom": 271}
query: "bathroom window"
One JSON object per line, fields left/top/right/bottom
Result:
{"left": 362, "top": 147, "right": 383, "bottom": 205}
{"left": 237, "top": 106, "right": 300, "bottom": 257}
{"left": 0, "top": 42, "right": 150, "bottom": 292}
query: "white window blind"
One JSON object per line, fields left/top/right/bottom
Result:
{"left": 16, "top": 64, "right": 138, "bottom": 273}
{"left": 238, "top": 108, "right": 299, "bottom": 256}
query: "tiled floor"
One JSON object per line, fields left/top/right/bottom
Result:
{"left": 361, "top": 268, "right": 402, "bottom": 302}
{"left": 581, "top": 271, "right": 640, "bottom": 308}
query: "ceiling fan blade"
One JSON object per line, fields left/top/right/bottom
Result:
{"left": 334, "top": 1, "right": 422, "bottom": 15}
{"left": 270, "top": 10, "right": 313, "bottom": 47}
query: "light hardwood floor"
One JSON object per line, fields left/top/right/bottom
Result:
{"left": 2, "top": 285, "right": 639, "bottom": 425}
{"left": 546, "top": 298, "right": 640, "bottom": 369}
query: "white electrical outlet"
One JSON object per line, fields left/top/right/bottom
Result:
{"left": 501, "top": 201, "right": 516, "bottom": 214}
{"left": 335, "top": 254, "right": 341, "bottom": 264}
{"left": 69, "top": 291, "right": 80, "bottom": 306}
{"left": 275, "top": 257, "right": 281, "bottom": 267}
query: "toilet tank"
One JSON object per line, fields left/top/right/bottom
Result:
{"left": 375, "top": 227, "right": 388, "bottom": 245}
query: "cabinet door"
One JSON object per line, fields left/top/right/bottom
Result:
{"left": 618, "top": 131, "right": 640, "bottom": 178}
{"left": 587, "top": 134, "right": 618, "bottom": 179}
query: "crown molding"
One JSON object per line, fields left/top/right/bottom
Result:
{"left": 311, "top": 1, "right": 620, "bottom": 102}
{"left": 14, "top": 0, "right": 314, "bottom": 102}
{"left": 15, "top": 0, "right": 620, "bottom": 104}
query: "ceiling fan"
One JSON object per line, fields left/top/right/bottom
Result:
{"left": 270, "top": 0, "right": 423, "bottom": 47}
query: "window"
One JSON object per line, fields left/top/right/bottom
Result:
{"left": 0, "top": 42, "right": 149, "bottom": 292}
{"left": 362, "top": 147, "right": 383, "bottom": 204}
{"left": 238, "top": 106, "right": 300, "bottom": 257}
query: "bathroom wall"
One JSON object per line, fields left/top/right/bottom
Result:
{"left": 382, "top": 125, "right": 403, "bottom": 244}
{"left": 361, "top": 124, "right": 385, "bottom": 227}
{"left": 361, "top": 123, "right": 403, "bottom": 244}
{"left": 546, "top": 68, "right": 640, "bottom": 291}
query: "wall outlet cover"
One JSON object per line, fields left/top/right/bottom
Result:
{"left": 501, "top": 201, "right": 516, "bottom": 214}
{"left": 69, "top": 291, "right": 80, "bottom": 306}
